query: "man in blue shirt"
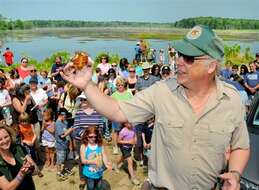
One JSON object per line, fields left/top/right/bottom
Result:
{"left": 244, "top": 62, "right": 259, "bottom": 96}
{"left": 220, "top": 61, "right": 233, "bottom": 79}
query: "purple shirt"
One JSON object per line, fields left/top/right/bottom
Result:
{"left": 119, "top": 127, "right": 135, "bottom": 148}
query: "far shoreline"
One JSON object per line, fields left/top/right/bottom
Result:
{"left": 2, "top": 27, "right": 259, "bottom": 41}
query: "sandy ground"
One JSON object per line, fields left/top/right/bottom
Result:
{"left": 33, "top": 142, "right": 147, "bottom": 190}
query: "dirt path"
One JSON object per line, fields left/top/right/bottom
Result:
{"left": 33, "top": 142, "right": 147, "bottom": 190}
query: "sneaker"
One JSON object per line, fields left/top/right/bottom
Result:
{"left": 63, "top": 168, "right": 74, "bottom": 176}
{"left": 131, "top": 177, "right": 140, "bottom": 185}
{"left": 56, "top": 172, "right": 68, "bottom": 181}
{"left": 112, "top": 163, "right": 120, "bottom": 173}
{"left": 113, "top": 146, "right": 119, "bottom": 155}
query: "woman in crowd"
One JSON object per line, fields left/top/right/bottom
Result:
{"left": 11, "top": 84, "right": 39, "bottom": 133}
{"left": 151, "top": 64, "right": 161, "bottom": 79}
{"left": 107, "top": 68, "right": 117, "bottom": 94}
{"left": 240, "top": 64, "right": 249, "bottom": 79}
{"left": 97, "top": 55, "right": 111, "bottom": 76}
{"left": 127, "top": 65, "right": 137, "bottom": 95}
{"left": 118, "top": 58, "right": 130, "bottom": 79}
{"left": 16, "top": 57, "right": 33, "bottom": 80}
{"left": 97, "top": 75, "right": 110, "bottom": 96}
{"left": 9, "top": 69, "right": 22, "bottom": 87}
{"left": 110, "top": 77, "right": 133, "bottom": 154}
{"left": 0, "top": 124, "right": 36, "bottom": 190}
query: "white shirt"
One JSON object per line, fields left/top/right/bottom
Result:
{"left": 0, "top": 89, "right": 11, "bottom": 106}
{"left": 30, "top": 88, "right": 48, "bottom": 106}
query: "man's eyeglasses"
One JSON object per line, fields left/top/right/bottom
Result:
{"left": 111, "top": 65, "right": 117, "bottom": 67}
{"left": 177, "top": 52, "right": 209, "bottom": 64}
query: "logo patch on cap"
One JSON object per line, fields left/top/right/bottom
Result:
{"left": 186, "top": 26, "right": 202, "bottom": 40}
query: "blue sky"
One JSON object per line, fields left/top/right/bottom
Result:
{"left": 0, "top": 0, "right": 258, "bottom": 22}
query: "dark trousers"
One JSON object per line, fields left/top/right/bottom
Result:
{"left": 86, "top": 177, "right": 102, "bottom": 190}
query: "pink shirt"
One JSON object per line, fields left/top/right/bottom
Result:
{"left": 97, "top": 63, "right": 111, "bottom": 75}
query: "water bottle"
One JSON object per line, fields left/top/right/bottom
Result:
{"left": 2, "top": 107, "right": 13, "bottom": 126}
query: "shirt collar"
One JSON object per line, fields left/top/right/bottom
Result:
{"left": 166, "top": 76, "right": 229, "bottom": 100}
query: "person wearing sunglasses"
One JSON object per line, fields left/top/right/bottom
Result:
{"left": 61, "top": 25, "right": 249, "bottom": 190}
{"left": 16, "top": 57, "right": 34, "bottom": 80}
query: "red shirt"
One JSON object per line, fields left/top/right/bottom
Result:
{"left": 3, "top": 50, "right": 14, "bottom": 65}
{"left": 17, "top": 66, "right": 30, "bottom": 79}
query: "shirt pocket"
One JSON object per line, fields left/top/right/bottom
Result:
{"left": 208, "top": 122, "right": 235, "bottom": 153}
{"left": 158, "top": 117, "right": 184, "bottom": 149}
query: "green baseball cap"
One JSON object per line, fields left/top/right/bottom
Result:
{"left": 172, "top": 25, "right": 224, "bottom": 61}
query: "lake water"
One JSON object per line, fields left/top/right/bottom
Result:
{"left": 1, "top": 35, "right": 259, "bottom": 63}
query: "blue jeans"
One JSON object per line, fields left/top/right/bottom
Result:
{"left": 86, "top": 177, "right": 102, "bottom": 190}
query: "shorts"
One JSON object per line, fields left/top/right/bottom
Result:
{"left": 112, "top": 122, "right": 121, "bottom": 132}
{"left": 56, "top": 149, "right": 67, "bottom": 165}
{"left": 120, "top": 146, "right": 132, "bottom": 159}
{"left": 41, "top": 139, "right": 55, "bottom": 148}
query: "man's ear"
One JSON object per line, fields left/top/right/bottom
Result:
{"left": 207, "top": 60, "right": 218, "bottom": 74}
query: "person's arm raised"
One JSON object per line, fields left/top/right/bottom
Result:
{"left": 60, "top": 59, "right": 128, "bottom": 123}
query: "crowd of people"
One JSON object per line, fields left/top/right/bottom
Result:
{"left": 0, "top": 25, "right": 258, "bottom": 190}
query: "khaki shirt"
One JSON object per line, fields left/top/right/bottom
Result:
{"left": 119, "top": 78, "right": 250, "bottom": 190}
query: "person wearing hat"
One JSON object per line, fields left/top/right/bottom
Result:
{"left": 135, "top": 62, "right": 160, "bottom": 92}
{"left": 61, "top": 25, "right": 250, "bottom": 190}
{"left": 23, "top": 67, "right": 45, "bottom": 88}
{"left": 161, "top": 65, "right": 172, "bottom": 80}
{"left": 29, "top": 76, "right": 48, "bottom": 156}
{"left": 72, "top": 93, "right": 105, "bottom": 190}
{"left": 55, "top": 107, "right": 75, "bottom": 181}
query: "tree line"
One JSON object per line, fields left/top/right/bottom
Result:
{"left": 174, "top": 17, "right": 259, "bottom": 30}
{"left": 0, "top": 14, "right": 259, "bottom": 30}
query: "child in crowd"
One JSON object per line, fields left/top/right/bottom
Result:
{"left": 142, "top": 117, "right": 154, "bottom": 167}
{"left": 18, "top": 112, "right": 37, "bottom": 161}
{"left": 80, "top": 126, "right": 112, "bottom": 190}
{"left": 41, "top": 108, "right": 56, "bottom": 169}
{"left": 115, "top": 122, "right": 140, "bottom": 185}
{"left": 55, "top": 108, "right": 75, "bottom": 181}
{"left": 18, "top": 112, "right": 44, "bottom": 177}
